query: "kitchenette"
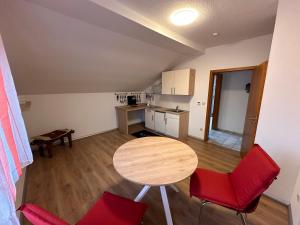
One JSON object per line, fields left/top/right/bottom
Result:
{"left": 116, "top": 68, "right": 195, "bottom": 140}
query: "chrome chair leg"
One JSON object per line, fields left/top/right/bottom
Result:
{"left": 238, "top": 213, "right": 248, "bottom": 225}
{"left": 198, "top": 201, "right": 210, "bottom": 225}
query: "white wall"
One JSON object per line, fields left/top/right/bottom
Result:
{"left": 22, "top": 93, "right": 144, "bottom": 139}
{"left": 153, "top": 95, "right": 191, "bottom": 111}
{"left": 255, "top": 0, "right": 300, "bottom": 223}
{"left": 155, "top": 34, "right": 273, "bottom": 139}
{"left": 217, "top": 71, "right": 252, "bottom": 134}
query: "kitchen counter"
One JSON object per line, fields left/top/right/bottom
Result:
{"left": 115, "top": 103, "right": 189, "bottom": 115}
{"left": 145, "top": 105, "right": 189, "bottom": 115}
{"left": 115, "top": 103, "right": 148, "bottom": 112}
{"left": 115, "top": 103, "right": 189, "bottom": 139}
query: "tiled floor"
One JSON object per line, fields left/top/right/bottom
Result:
{"left": 208, "top": 129, "right": 242, "bottom": 151}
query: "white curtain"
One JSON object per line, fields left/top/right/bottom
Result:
{"left": 0, "top": 35, "right": 33, "bottom": 225}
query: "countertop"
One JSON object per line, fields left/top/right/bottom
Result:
{"left": 116, "top": 103, "right": 189, "bottom": 115}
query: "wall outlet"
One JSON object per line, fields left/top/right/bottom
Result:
{"left": 200, "top": 128, "right": 203, "bottom": 131}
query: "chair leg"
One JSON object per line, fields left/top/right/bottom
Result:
{"left": 238, "top": 213, "right": 248, "bottom": 225}
{"left": 198, "top": 201, "right": 210, "bottom": 225}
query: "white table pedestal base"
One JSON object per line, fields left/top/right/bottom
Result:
{"left": 134, "top": 185, "right": 151, "bottom": 202}
{"left": 170, "top": 184, "right": 179, "bottom": 192}
{"left": 135, "top": 185, "right": 175, "bottom": 225}
{"left": 160, "top": 186, "right": 174, "bottom": 225}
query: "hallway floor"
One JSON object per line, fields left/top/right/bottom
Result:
{"left": 209, "top": 129, "right": 242, "bottom": 151}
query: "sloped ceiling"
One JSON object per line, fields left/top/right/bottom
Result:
{"left": 0, "top": 0, "right": 277, "bottom": 94}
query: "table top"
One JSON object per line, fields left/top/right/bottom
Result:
{"left": 113, "top": 137, "right": 198, "bottom": 186}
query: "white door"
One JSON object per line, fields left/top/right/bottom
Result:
{"left": 145, "top": 109, "right": 155, "bottom": 130}
{"left": 162, "top": 71, "right": 174, "bottom": 95}
{"left": 174, "top": 69, "right": 190, "bottom": 95}
{"left": 154, "top": 112, "right": 166, "bottom": 134}
{"left": 165, "top": 113, "right": 179, "bottom": 138}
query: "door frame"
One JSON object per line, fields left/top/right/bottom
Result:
{"left": 203, "top": 66, "right": 257, "bottom": 142}
{"left": 211, "top": 73, "right": 223, "bottom": 130}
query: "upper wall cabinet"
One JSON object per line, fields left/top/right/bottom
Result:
{"left": 161, "top": 69, "right": 195, "bottom": 95}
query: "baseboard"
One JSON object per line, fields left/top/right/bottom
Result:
{"left": 72, "top": 128, "right": 118, "bottom": 141}
{"left": 263, "top": 194, "right": 291, "bottom": 225}
{"left": 188, "top": 135, "right": 204, "bottom": 142}
{"left": 264, "top": 192, "right": 290, "bottom": 206}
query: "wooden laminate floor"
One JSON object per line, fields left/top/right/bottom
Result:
{"left": 24, "top": 130, "right": 289, "bottom": 225}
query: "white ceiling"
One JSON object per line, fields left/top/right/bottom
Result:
{"left": 0, "top": 0, "right": 277, "bottom": 94}
{"left": 118, "top": 0, "right": 278, "bottom": 47}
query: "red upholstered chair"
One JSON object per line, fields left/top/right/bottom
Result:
{"left": 19, "top": 191, "right": 147, "bottom": 225}
{"left": 190, "top": 144, "right": 280, "bottom": 225}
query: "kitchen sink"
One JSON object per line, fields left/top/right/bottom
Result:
{"left": 166, "top": 109, "right": 184, "bottom": 113}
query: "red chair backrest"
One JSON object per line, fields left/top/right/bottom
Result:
{"left": 230, "top": 144, "right": 280, "bottom": 210}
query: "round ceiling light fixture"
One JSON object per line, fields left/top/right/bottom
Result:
{"left": 212, "top": 32, "right": 219, "bottom": 37}
{"left": 170, "top": 8, "right": 199, "bottom": 26}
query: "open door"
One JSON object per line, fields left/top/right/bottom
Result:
{"left": 240, "top": 61, "right": 268, "bottom": 157}
{"left": 211, "top": 74, "right": 223, "bottom": 130}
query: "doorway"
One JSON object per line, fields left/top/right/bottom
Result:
{"left": 204, "top": 62, "right": 268, "bottom": 157}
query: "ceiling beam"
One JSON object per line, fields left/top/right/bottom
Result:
{"left": 90, "top": 0, "right": 205, "bottom": 54}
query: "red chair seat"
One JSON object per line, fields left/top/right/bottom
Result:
{"left": 19, "top": 192, "right": 147, "bottom": 225}
{"left": 77, "top": 192, "right": 147, "bottom": 225}
{"left": 190, "top": 168, "right": 239, "bottom": 209}
{"left": 18, "top": 204, "right": 70, "bottom": 225}
{"left": 190, "top": 144, "right": 280, "bottom": 213}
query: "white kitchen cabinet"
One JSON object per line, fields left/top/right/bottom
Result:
{"left": 161, "top": 69, "right": 195, "bottom": 95}
{"left": 161, "top": 71, "right": 174, "bottom": 95}
{"left": 165, "top": 113, "right": 179, "bottom": 138}
{"left": 154, "top": 111, "right": 166, "bottom": 134}
{"left": 145, "top": 109, "right": 155, "bottom": 130}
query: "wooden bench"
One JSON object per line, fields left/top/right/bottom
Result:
{"left": 31, "top": 129, "right": 75, "bottom": 158}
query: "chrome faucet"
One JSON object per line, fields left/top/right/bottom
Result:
{"left": 176, "top": 105, "right": 179, "bottom": 112}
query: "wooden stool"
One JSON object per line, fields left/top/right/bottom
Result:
{"left": 31, "top": 129, "right": 75, "bottom": 158}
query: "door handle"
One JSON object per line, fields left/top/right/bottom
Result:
{"left": 171, "top": 87, "right": 175, "bottom": 95}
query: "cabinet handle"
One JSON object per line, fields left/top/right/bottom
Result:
{"left": 165, "top": 118, "right": 167, "bottom": 124}
{"left": 152, "top": 115, "right": 153, "bottom": 121}
{"left": 174, "top": 88, "right": 175, "bottom": 94}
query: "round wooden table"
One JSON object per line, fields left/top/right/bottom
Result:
{"left": 113, "top": 137, "right": 198, "bottom": 225}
